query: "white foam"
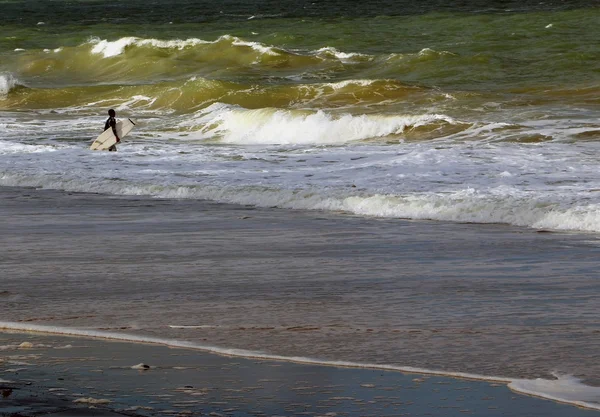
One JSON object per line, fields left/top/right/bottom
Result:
{"left": 229, "top": 36, "right": 279, "bottom": 56}
{"left": 2, "top": 170, "right": 600, "bottom": 233}
{"left": 1, "top": 321, "right": 598, "bottom": 410}
{"left": 418, "top": 48, "right": 456, "bottom": 58}
{"left": 90, "top": 37, "right": 140, "bottom": 58}
{"left": 0, "top": 140, "right": 58, "bottom": 154}
{"left": 315, "top": 46, "right": 367, "bottom": 62}
{"left": 87, "top": 35, "right": 276, "bottom": 58}
{"left": 509, "top": 375, "right": 600, "bottom": 410}
{"left": 335, "top": 192, "right": 600, "bottom": 232}
{"left": 114, "top": 95, "right": 156, "bottom": 111}
{"left": 86, "top": 36, "right": 365, "bottom": 63}
{"left": 0, "top": 73, "right": 18, "bottom": 97}
{"left": 323, "top": 79, "right": 379, "bottom": 90}
{"left": 1, "top": 107, "right": 599, "bottom": 234}
{"left": 188, "top": 104, "right": 457, "bottom": 145}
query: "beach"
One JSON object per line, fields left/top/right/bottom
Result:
{"left": 2, "top": 0, "right": 600, "bottom": 414}
{"left": 0, "top": 330, "right": 597, "bottom": 417}
{"left": 1, "top": 186, "right": 600, "bottom": 414}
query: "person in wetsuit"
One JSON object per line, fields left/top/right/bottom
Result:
{"left": 104, "top": 109, "right": 120, "bottom": 151}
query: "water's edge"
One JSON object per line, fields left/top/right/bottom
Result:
{"left": 1, "top": 322, "right": 599, "bottom": 411}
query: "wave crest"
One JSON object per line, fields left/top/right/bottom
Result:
{"left": 0, "top": 77, "right": 440, "bottom": 113}
{"left": 17, "top": 35, "right": 371, "bottom": 81}
{"left": 185, "top": 104, "right": 460, "bottom": 144}
{"left": 87, "top": 35, "right": 288, "bottom": 60}
{"left": 0, "top": 72, "right": 20, "bottom": 97}
{"left": 89, "top": 36, "right": 211, "bottom": 58}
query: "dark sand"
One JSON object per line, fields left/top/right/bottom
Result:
{"left": 1, "top": 331, "right": 597, "bottom": 417}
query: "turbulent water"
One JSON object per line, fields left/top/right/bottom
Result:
{"left": 1, "top": 0, "right": 600, "bottom": 411}
{"left": 1, "top": 0, "right": 599, "bottom": 231}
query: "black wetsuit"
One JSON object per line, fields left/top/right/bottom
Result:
{"left": 104, "top": 116, "right": 118, "bottom": 151}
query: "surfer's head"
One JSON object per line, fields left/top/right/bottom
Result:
{"left": 108, "top": 109, "right": 116, "bottom": 117}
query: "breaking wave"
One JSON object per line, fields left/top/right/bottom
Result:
{"left": 14, "top": 35, "right": 365, "bottom": 83}
{"left": 88, "top": 35, "right": 282, "bottom": 59}
{"left": 0, "top": 72, "right": 20, "bottom": 97}
{"left": 10, "top": 35, "right": 476, "bottom": 87}
{"left": 0, "top": 77, "right": 446, "bottom": 116}
{"left": 183, "top": 104, "right": 463, "bottom": 144}
{"left": 1, "top": 172, "right": 599, "bottom": 233}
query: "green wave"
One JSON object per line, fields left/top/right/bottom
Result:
{"left": 5, "top": 20, "right": 598, "bottom": 92}
{"left": 11, "top": 36, "right": 347, "bottom": 84}
{"left": 0, "top": 76, "right": 440, "bottom": 113}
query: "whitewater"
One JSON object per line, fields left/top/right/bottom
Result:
{"left": 1, "top": 17, "right": 599, "bottom": 233}
{"left": 1, "top": 94, "right": 600, "bottom": 232}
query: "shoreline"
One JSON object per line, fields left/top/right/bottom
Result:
{"left": 2, "top": 185, "right": 600, "bottom": 413}
{"left": 0, "top": 322, "right": 514, "bottom": 383}
{"left": 2, "top": 324, "right": 600, "bottom": 413}
{"left": 2, "top": 330, "right": 599, "bottom": 417}
{"left": 1, "top": 180, "right": 597, "bottom": 236}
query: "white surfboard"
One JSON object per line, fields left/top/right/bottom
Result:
{"left": 90, "top": 118, "right": 136, "bottom": 151}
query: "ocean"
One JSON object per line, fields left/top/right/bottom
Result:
{"left": 2, "top": 0, "right": 600, "bottom": 232}
{"left": 1, "top": 0, "right": 600, "bottom": 412}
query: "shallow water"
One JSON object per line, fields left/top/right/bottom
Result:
{"left": 1, "top": 188, "right": 599, "bottom": 410}
{"left": 2, "top": 331, "right": 597, "bottom": 417}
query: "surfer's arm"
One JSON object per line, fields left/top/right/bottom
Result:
{"left": 110, "top": 120, "right": 120, "bottom": 142}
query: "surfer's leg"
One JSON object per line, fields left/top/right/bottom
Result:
{"left": 108, "top": 145, "right": 117, "bottom": 152}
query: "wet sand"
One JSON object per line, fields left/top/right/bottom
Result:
{"left": 1, "top": 185, "right": 600, "bottom": 415}
{"left": 1, "top": 331, "right": 596, "bottom": 417}
{"left": 1, "top": 186, "right": 599, "bottom": 383}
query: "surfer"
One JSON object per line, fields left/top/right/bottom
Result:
{"left": 104, "top": 109, "right": 120, "bottom": 152}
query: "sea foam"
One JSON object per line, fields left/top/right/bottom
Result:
{"left": 0, "top": 73, "right": 19, "bottom": 97}
{"left": 88, "top": 35, "right": 277, "bottom": 59}
{"left": 90, "top": 37, "right": 209, "bottom": 58}
{"left": 1, "top": 171, "right": 599, "bottom": 233}
{"left": 509, "top": 375, "right": 600, "bottom": 409}
{"left": 85, "top": 35, "right": 371, "bottom": 64}
{"left": 186, "top": 104, "right": 458, "bottom": 144}
{"left": 0, "top": 140, "right": 58, "bottom": 154}
{"left": 315, "top": 46, "right": 368, "bottom": 62}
